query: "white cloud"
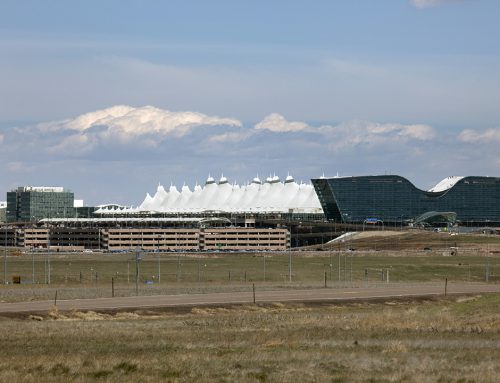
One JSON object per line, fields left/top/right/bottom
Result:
{"left": 367, "top": 122, "right": 436, "bottom": 140}
{"left": 38, "top": 105, "right": 241, "bottom": 137}
{"left": 35, "top": 105, "right": 242, "bottom": 154}
{"left": 458, "top": 128, "right": 500, "bottom": 143}
{"left": 208, "top": 131, "right": 254, "bottom": 143}
{"left": 252, "top": 114, "right": 436, "bottom": 150}
{"left": 319, "top": 121, "right": 436, "bottom": 150}
{"left": 254, "top": 113, "right": 310, "bottom": 133}
{"left": 409, "top": 0, "right": 464, "bottom": 8}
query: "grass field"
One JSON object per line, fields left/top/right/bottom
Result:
{"left": 1, "top": 293, "right": 499, "bottom": 382}
{"left": 0, "top": 250, "right": 499, "bottom": 303}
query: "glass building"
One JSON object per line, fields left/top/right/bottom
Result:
{"left": 6, "top": 186, "right": 75, "bottom": 222}
{"left": 311, "top": 175, "right": 500, "bottom": 225}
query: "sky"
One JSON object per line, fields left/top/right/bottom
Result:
{"left": 1, "top": 0, "right": 499, "bottom": 205}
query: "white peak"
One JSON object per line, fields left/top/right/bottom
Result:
{"left": 206, "top": 175, "right": 215, "bottom": 185}
{"left": 252, "top": 176, "right": 262, "bottom": 185}
{"left": 219, "top": 174, "right": 228, "bottom": 184}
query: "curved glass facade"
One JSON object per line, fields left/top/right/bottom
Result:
{"left": 311, "top": 175, "right": 500, "bottom": 224}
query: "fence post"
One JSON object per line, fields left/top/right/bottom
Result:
{"left": 445, "top": 277, "right": 448, "bottom": 296}
{"left": 112, "top": 277, "right": 115, "bottom": 298}
{"left": 253, "top": 283, "right": 256, "bottom": 304}
{"left": 324, "top": 271, "right": 327, "bottom": 288}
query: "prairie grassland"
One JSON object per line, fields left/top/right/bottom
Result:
{"left": 1, "top": 294, "right": 499, "bottom": 382}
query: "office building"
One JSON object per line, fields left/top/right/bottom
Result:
{"left": 6, "top": 186, "right": 74, "bottom": 222}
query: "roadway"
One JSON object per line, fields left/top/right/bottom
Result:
{"left": 0, "top": 283, "right": 499, "bottom": 314}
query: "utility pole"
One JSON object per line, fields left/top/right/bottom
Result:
{"left": 176, "top": 254, "right": 181, "bottom": 282}
{"left": 157, "top": 235, "right": 161, "bottom": 285}
{"left": 350, "top": 253, "right": 353, "bottom": 284}
{"left": 3, "top": 226, "right": 7, "bottom": 284}
{"left": 485, "top": 259, "right": 490, "bottom": 282}
{"left": 338, "top": 249, "right": 341, "bottom": 283}
{"left": 197, "top": 259, "right": 201, "bottom": 282}
{"left": 32, "top": 247, "right": 35, "bottom": 284}
{"left": 135, "top": 247, "right": 142, "bottom": 296}
{"left": 263, "top": 255, "right": 266, "bottom": 282}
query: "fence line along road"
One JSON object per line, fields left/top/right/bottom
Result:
{"left": 0, "top": 283, "right": 499, "bottom": 314}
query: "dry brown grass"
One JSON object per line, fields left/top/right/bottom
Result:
{"left": 0, "top": 294, "right": 499, "bottom": 382}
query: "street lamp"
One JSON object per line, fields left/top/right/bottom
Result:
{"left": 157, "top": 234, "right": 162, "bottom": 285}
{"left": 288, "top": 227, "right": 292, "bottom": 283}
{"left": 135, "top": 247, "right": 142, "bottom": 295}
{"left": 3, "top": 225, "right": 7, "bottom": 285}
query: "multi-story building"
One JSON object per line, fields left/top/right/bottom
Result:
{"left": 312, "top": 175, "right": 500, "bottom": 225}
{"left": 6, "top": 186, "right": 74, "bottom": 222}
{"left": 0, "top": 217, "right": 290, "bottom": 251}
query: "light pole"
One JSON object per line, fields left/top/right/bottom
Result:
{"left": 263, "top": 255, "right": 266, "bottom": 282}
{"left": 3, "top": 225, "right": 7, "bottom": 285}
{"left": 338, "top": 238, "right": 341, "bottom": 283}
{"left": 175, "top": 231, "right": 181, "bottom": 282}
{"left": 329, "top": 250, "right": 333, "bottom": 283}
{"left": 135, "top": 247, "right": 142, "bottom": 296}
{"left": 47, "top": 250, "right": 51, "bottom": 284}
{"left": 288, "top": 235, "right": 292, "bottom": 283}
{"left": 32, "top": 246, "right": 35, "bottom": 284}
{"left": 157, "top": 234, "right": 161, "bottom": 285}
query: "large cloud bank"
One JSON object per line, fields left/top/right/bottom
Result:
{"left": 2, "top": 105, "right": 498, "bottom": 204}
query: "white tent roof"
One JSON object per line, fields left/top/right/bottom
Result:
{"left": 98, "top": 173, "right": 323, "bottom": 215}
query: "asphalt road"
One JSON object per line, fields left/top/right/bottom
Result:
{"left": 0, "top": 283, "right": 499, "bottom": 314}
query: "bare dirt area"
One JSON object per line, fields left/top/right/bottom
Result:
{"left": 1, "top": 294, "right": 499, "bottom": 382}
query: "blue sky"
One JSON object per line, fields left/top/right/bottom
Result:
{"left": 1, "top": 0, "right": 499, "bottom": 205}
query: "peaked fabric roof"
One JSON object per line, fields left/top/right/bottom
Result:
{"left": 95, "top": 174, "right": 323, "bottom": 214}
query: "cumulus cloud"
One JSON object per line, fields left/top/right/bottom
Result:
{"left": 39, "top": 105, "right": 241, "bottom": 136}
{"left": 458, "top": 128, "right": 500, "bottom": 143}
{"left": 34, "top": 105, "right": 242, "bottom": 154}
{"left": 409, "top": 0, "right": 464, "bottom": 8}
{"left": 254, "top": 113, "right": 310, "bottom": 133}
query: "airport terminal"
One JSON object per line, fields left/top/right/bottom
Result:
{"left": 312, "top": 175, "right": 500, "bottom": 226}
{"left": 1, "top": 173, "right": 499, "bottom": 251}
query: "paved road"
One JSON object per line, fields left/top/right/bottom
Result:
{"left": 0, "top": 283, "right": 499, "bottom": 314}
